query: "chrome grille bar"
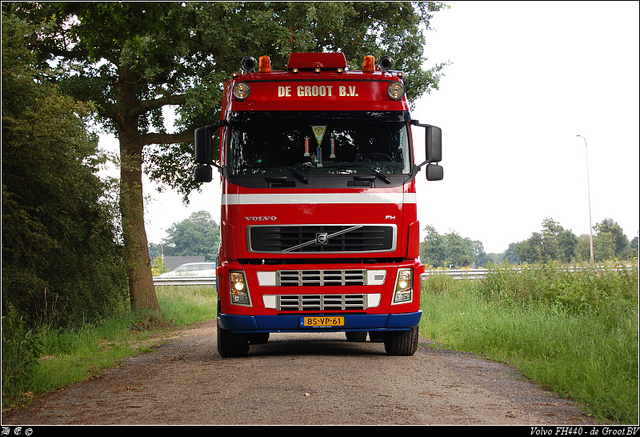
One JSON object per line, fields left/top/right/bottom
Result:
{"left": 278, "top": 269, "right": 365, "bottom": 286}
{"left": 277, "top": 294, "right": 367, "bottom": 311}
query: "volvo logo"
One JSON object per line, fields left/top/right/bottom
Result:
{"left": 244, "top": 216, "right": 277, "bottom": 221}
{"left": 316, "top": 233, "right": 329, "bottom": 244}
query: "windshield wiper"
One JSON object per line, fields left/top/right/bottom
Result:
{"left": 337, "top": 164, "right": 391, "bottom": 184}
{"left": 240, "top": 164, "right": 310, "bottom": 184}
{"left": 283, "top": 166, "right": 310, "bottom": 184}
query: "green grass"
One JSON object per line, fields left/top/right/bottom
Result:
{"left": 2, "top": 285, "right": 217, "bottom": 409}
{"left": 156, "top": 285, "right": 218, "bottom": 325}
{"left": 4, "top": 268, "right": 638, "bottom": 424}
{"left": 419, "top": 263, "right": 638, "bottom": 424}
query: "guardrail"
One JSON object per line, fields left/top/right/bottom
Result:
{"left": 153, "top": 276, "right": 217, "bottom": 286}
{"left": 152, "top": 269, "right": 488, "bottom": 286}
{"left": 422, "top": 269, "right": 488, "bottom": 280}
{"left": 153, "top": 265, "right": 635, "bottom": 286}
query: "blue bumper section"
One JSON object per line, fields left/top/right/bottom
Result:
{"left": 218, "top": 311, "right": 422, "bottom": 333}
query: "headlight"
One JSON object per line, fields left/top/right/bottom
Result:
{"left": 393, "top": 268, "right": 413, "bottom": 304}
{"left": 387, "top": 82, "right": 405, "bottom": 100}
{"left": 232, "top": 82, "right": 251, "bottom": 100}
{"left": 230, "top": 271, "right": 252, "bottom": 306}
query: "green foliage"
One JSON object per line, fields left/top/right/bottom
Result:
{"left": 443, "top": 231, "right": 475, "bottom": 268}
{"left": 6, "top": 1, "right": 448, "bottom": 199}
{"left": 2, "top": 306, "right": 43, "bottom": 405}
{"left": 151, "top": 255, "right": 168, "bottom": 276}
{"left": 161, "top": 211, "right": 220, "bottom": 261}
{"left": 424, "top": 217, "right": 636, "bottom": 268}
{"left": 5, "top": 1, "right": 449, "bottom": 313}
{"left": 2, "top": 286, "right": 217, "bottom": 408}
{"left": 421, "top": 263, "right": 638, "bottom": 424}
{"left": 516, "top": 217, "right": 633, "bottom": 264}
{"left": 2, "top": 11, "right": 129, "bottom": 329}
{"left": 420, "top": 225, "right": 445, "bottom": 267}
{"left": 156, "top": 285, "right": 218, "bottom": 326}
{"left": 420, "top": 225, "right": 485, "bottom": 268}
{"left": 478, "top": 262, "right": 638, "bottom": 315}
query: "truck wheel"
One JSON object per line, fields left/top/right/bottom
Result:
{"left": 345, "top": 331, "right": 367, "bottom": 342}
{"left": 217, "top": 320, "right": 249, "bottom": 358}
{"left": 249, "top": 333, "right": 270, "bottom": 345}
{"left": 368, "top": 332, "right": 385, "bottom": 342}
{"left": 384, "top": 326, "right": 419, "bottom": 356}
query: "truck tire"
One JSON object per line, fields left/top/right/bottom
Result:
{"left": 384, "top": 326, "right": 419, "bottom": 356}
{"left": 248, "top": 333, "right": 270, "bottom": 345}
{"left": 217, "top": 320, "right": 249, "bottom": 358}
{"left": 368, "top": 332, "right": 385, "bottom": 342}
{"left": 345, "top": 331, "right": 368, "bottom": 342}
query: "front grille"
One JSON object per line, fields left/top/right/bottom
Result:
{"left": 278, "top": 294, "right": 366, "bottom": 311}
{"left": 279, "top": 269, "right": 365, "bottom": 286}
{"left": 248, "top": 225, "right": 396, "bottom": 253}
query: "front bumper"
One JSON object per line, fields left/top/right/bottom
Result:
{"left": 218, "top": 310, "right": 422, "bottom": 333}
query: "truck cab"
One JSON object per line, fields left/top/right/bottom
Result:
{"left": 194, "top": 53, "right": 442, "bottom": 357}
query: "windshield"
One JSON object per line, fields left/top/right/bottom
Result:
{"left": 227, "top": 111, "right": 412, "bottom": 178}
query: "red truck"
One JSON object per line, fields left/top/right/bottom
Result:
{"left": 194, "top": 52, "right": 443, "bottom": 357}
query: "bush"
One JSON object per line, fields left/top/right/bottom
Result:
{"left": 420, "top": 262, "right": 638, "bottom": 423}
{"left": 2, "top": 12, "right": 129, "bottom": 330}
{"left": 477, "top": 262, "right": 638, "bottom": 315}
{"left": 2, "top": 306, "right": 42, "bottom": 406}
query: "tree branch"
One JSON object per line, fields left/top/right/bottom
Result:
{"left": 139, "top": 94, "right": 187, "bottom": 114}
{"left": 141, "top": 131, "right": 193, "bottom": 146}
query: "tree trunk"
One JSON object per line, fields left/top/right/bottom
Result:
{"left": 118, "top": 123, "right": 160, "bottom": 313}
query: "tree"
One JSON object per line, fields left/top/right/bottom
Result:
{"left": 2, "top": 11, "right": 128, "bottom": 329}
{"left": 593, "top": 218, "right": 628, "bottom": 259}
{"left": 515, "top": 232, "right": 543, "bottom": 264}
{"left": 151, "top": 256, "right": 168, "bottom": 277}
{"left": 594, "top": 232, "right": 616, "bottom": 262}
{"left": 557, "top": 229, "right": 578, "bottom": 262}
{"left": 471, "top": 240, "right": 490, "bottom": 267}
{"left": 625, "top": 236, "right": 638, "bottom": 260}
{"left": 515, "top": 218, "right": 579, "bottom": 264}
{"left": 540, "top": 218, "right": 562, "bottom": 261}
{"left": 503, "top": 243, "right": 522, "bottom": 265}
{"left": 443, "top": 231, "right": 474, "bottom": 268}
{"left": 575, "top": 234, "right": 592, "bottom": 262}
{"left": 162, "top": 211, "right": 220, "bottom": 261}
{"left": 8, "top": 2, "right": 447, "bottom": 311}
{"left": 420, "top": 225, "right": 445, "bottom": 267}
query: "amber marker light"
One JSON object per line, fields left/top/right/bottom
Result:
{"left": 362, "top": 55, "right": 375, "bottom": 73}
{"left": 258, "top": 55, "right": 272, "bottom": 73}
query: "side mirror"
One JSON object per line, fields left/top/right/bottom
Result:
{"left": 194, "top": 121, "right": 225, "bottom": 183}
{"left": 426, "top": 164, "right": 443, "bottom": 181}
{"left": 194, "top": 165, "right": 213, "bottom": 183}
{"left": 411, "top": 121, "right": 443, "bottom": 181}
{"left": 425, "top": 126, "right": 442, "bottom": 163}
{"left": 195, "top": 120, "right": 224, "bottom": 165}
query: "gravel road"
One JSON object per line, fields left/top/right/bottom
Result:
{"left": 2, "top": 319, "right": 598, "bottom": 426}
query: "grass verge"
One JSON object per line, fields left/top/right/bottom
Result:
{"left": 419, "top": 263, "right": 638, "bottom": 424}
{"left": 2, "top": 285, "right": 217, "bottom": 410}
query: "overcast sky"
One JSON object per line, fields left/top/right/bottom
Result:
{"left": 100, "top": 1, "right": 639, "bottom": 254}
{"left": 411, "top": 1, "right": 639, "bottom": 252}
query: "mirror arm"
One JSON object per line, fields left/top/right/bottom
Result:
{"left": 411, "top": 120, "right": 440, "bottom": 169}
{"left": 195, "top": 121, "right": 226, "bottom": 170}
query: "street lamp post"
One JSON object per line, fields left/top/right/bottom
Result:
{"left": 577, "top": 135, "right": 594, "bottom": 263}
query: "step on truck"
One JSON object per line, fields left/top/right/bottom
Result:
{"left": 194, "top": 52, "right": 443, "bottom": 357}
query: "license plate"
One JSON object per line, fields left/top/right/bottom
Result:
{"left": 300, "top": 316, "right": 345, "bottom": 327}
